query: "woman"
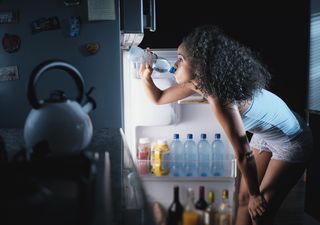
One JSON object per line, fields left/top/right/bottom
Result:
{"left": 139, "top": 25, "right": 313, "bottom": 225}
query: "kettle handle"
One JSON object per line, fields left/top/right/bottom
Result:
{"left": 28, "top": 60, "right": 85, "bottom": 109}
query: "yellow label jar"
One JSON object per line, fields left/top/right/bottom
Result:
{"left": 152, "top": 139, "right": 170, "bottom": 176}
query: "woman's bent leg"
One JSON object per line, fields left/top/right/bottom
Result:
{"left": 254, "top": 160, "right": 306, "bottom": 225}
{"left": 235, "top": 149, "right": 272, "bottom": 225}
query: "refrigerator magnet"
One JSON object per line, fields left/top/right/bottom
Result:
{"left": 85, "top": 42, "right": 100, "bottom": 55}
{"left": 0, "top": 66, "right": 19, "bottom": 81}
{"left": 30, "top": 16, "right": 60, "bottom": 34}
{"left": 68, "top": 16, "right": 81, "bottom": 37}
{"left": 2, "top": 33, "right": 21, "bottom": 53}
{"left": 0, "top": 10, "right": 19, "bottom": 24}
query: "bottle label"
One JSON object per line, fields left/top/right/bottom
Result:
{"left": 161, "top": 151, "right": 170, "bottom": 171}
{"left": 152, "top": 144, "right": 170, "bottom": 176}
{"left": 219, "top": 214, "right": 231, "bottom": 225}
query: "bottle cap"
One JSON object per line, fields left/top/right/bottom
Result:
{"left": 200, "top": 133, "right": 207, "bottom": 140}
{"left": 208, "top": 191, "right": 214, "bottom": 202}
{"left": 215, "top": 133, "right": 221, "bottom": 139}
{"left": 222, "top": 189, "right": 229, "bottom": 199}
{"left": 157, "top": 139, "right": 167, "bottom": 145}
{"left": 187, "top": 133, "right": 193, "bottom": 140}
{"left": 139, "top": 137, "right": 150, "bottom": 144}
{"left": 173, "top": 133, "right": 179, "bottom": 139}
{"left": 168, "top": 66, "right": 176, "bottom": 73}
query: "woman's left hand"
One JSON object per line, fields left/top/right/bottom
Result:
{"left": 248, "top": 194, "right": 268, "bottom": 220}
{"left": 188, "top": 80, "right": 203, "bottom": 95}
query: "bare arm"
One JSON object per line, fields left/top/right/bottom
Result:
{"left": 139, "top": 63, "right": 194, "bottom": 104}
{"left": 206, "top": 95, "right": 267, "bottom": 219}
{"left": 206, "top": 96, "right": 260, "bottom": 196}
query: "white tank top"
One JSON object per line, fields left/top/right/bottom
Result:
{"left": 241, "top": 89, "right": 302, "bottom": 142}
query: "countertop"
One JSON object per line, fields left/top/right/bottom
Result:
{"left": 0, "top": 128, "right": 155, "bottom": 225}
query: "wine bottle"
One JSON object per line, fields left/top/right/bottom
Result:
{"left": 182, "top": 188, "right": 200, "bottom": 225}
{"left": 217, "top": 189, "right": 232, "bottom": 225}
{"left": 166, "top": 185, "right": 184, "bottom": 225}
{"left": 195, "top": 185, "right": 209, "bottom": 210}
{"left": 204, "top": 191, "right": 217, "bottom": 225}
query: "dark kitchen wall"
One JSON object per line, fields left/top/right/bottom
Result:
{"left": 141, "top": 0, "right": 310, "bottom": 118}
{"left": 0, "top": 0, "right": 122, "bottom": 129}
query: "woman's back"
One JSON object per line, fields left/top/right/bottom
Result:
{"left": 241, "top": 89, "right": 302, "bottom": 141}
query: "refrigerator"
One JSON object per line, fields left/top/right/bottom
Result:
{"left": 120, "top": 3, "right": 311, "bottom": 224}
{"left": 121, "top": 46, "right": 238, "bottom": 222}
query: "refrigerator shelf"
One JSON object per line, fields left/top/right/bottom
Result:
{"left": 135, "top": 159, "right": 237, "bottom": 178}
{"left": 140, "top": 175, "right": 236, "bottom": 182}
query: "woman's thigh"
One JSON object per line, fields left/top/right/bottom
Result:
{"left": 259, "top": 159, "right": 306, "bottom": 215}
{"left": 237, "top": 146, "right": 307, "bottom": 224}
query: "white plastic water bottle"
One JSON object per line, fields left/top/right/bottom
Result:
{"left": 128, "top": 45, "right": 176, "bottom": 73}
{"left": 198, "top": 133, "right": 211, "bottom": 176}
{"left": 184, "top": 133, "right": 198, "bottom": 176}
{"left": 211, "top": 133, "right": 225, "bottom": 176}
{"left": 169, "top": 133, "right": 184, "bottom": 176}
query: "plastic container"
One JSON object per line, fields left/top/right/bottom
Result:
{"left": 137, "top": 137, "right": 151, "bottom": 160}
{"left": 137, "top": 137, "right": 151, "bottom": 175}
{"left": 198, "top": 133, "right": 211, "bottom": 177}
{"left": 184, "top": 134, "right": 198, "bottom": 176}
{"left": 169, "top": 133, "right": 184, "bottom": 176}
{"left": 211, "top": 133, "right": 225, "bottom": 176}
{"left": 151, "top": 139, "right": 170, "bottom": 176}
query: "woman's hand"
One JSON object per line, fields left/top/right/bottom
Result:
{"left": 188, "top": 80, "right": 203, "bottom": 95}
{"left": 139, "top": 62, "right": 153, "bottom": 80}
{"left": 248, "top": 194, "right": 268, "bottom": 221}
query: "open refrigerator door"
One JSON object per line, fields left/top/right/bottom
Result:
{"left": 122, "top": 48, "right": 238, "bottom": 224}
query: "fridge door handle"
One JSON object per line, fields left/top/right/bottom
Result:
{"left": 144, "top": 0, "right": 156, "bottom": 32}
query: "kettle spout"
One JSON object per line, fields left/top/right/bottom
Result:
{"left": 82, "top": 87, "right": 97, "bottom": 114}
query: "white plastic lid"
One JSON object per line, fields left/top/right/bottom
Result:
{"left": 157, "top": 139, "right": 167, "bottom": 145}
{"left": 139, "top": 137, "right": 150, "bottom": 144}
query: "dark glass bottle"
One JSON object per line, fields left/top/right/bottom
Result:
{"left": 195, "top": 186, "right": 209, "bottom": 210}
{"left": 166, "top": 185, "right": 184, "bottom": 225}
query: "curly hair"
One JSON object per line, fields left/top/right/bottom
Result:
{"left": 182, "top": 25, "right": 271, "bottom": 105}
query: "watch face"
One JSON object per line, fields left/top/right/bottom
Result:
{"left": 2, "top": 33, "right": 21, "bottom": 53}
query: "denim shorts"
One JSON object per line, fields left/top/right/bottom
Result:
{"left": 249, "top": 114, "right": 314, "bottom": 163}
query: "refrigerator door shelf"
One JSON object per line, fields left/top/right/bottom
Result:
{"left": 135, "top": 159, "right": 237, "bottom": 178}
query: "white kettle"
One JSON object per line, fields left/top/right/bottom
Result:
{"left": 24, "top": 60, "right": 96, "bottom": 156}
